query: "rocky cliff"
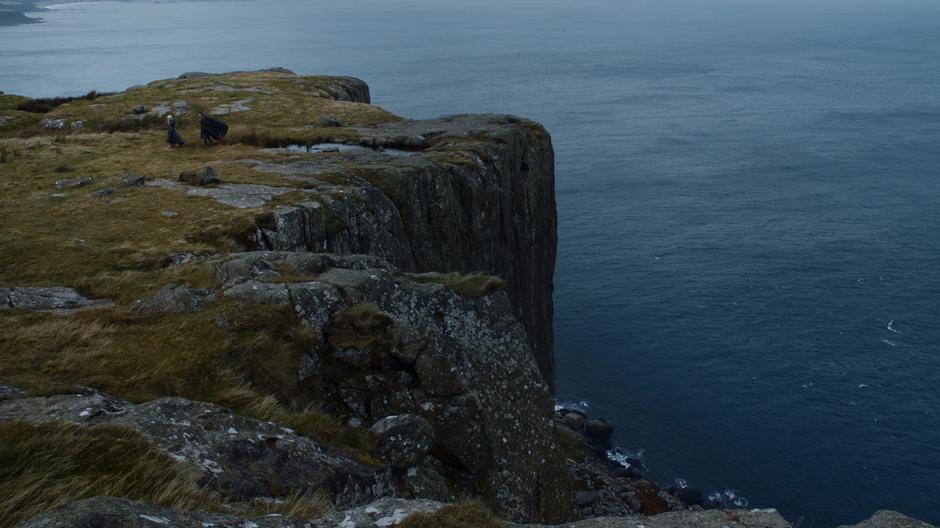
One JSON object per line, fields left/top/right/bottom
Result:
{"left": 0, "top": 69, "right": 935, "bottom": 528}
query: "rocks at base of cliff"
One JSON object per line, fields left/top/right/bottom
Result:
{"left": 508, "top": 508, "right": 793, "bottom": 528}
{"left": 209, "top": 251, "right": 575, "bottom": 523}
{"left": 313, "top": 497, "right": 444, "bottom": 528}
{"left": 553, "top": 406, "right": 684, "bottom": 518}
{"left": 0, "top": 389, "right": 391, "bottom": 506}
{"left": 18, "top": 497, "right": 310, "bottom": 528}
{"left": 0, "top": 286, "right": 112, "bottom": 311}
{"left": 837, "top": 511, "right": 938, "bottom": 528}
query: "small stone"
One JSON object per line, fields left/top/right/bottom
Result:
{"left": 369, "top": 414, "right": 434, "bottom": 469}
{"left": 70, "top": 120, "right": 85, "bottom": 129}
{"left": 320, "top": 115, "right": 346, "bottom": 127}
{"left": 131, "top": 105, "right": 148, "bottom": 115}
{"left": 122, "top": 173, "right": 146, "bottom": 186}
{"left": 54, "top": 177, "right": 94, "bottom": 189}
{"left": 92, "top": 188, "right": 114, "bottom": 198}
{"left": 40, "top": 118, "right": 66, "bottom": 130}
{"left": 334, "top": 347, "right": 372, "bottom": 369}
{"left": 160, "top": 211, "right": 178, "bottom": 218}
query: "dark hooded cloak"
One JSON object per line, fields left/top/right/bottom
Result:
{"left": 200, "top": 115, "right": 229, "bottom": 143}
{"left": 166, "top": 118, "right": 184, "bottom": 146}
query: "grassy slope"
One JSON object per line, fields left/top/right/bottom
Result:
{"left": 0, "top": 71, "right": 395, "bottom": 458}
{"left": 0, "top": 70, "right": 515, "bottom": 522}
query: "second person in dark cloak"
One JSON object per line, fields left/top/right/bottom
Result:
{"left": 199, "top": 112, "right": 229, "bottom": 146}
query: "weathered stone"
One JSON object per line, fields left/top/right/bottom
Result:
{"left": 320, "top": 115, "right": 347, "bottom": 127}
{"left": 0, "top": 391, "right": 392, "bottom": 505}
{"left": 211, "top": 98, "right": 253, "bottom": 115}
{"left": 40, "top": 118, "right": 66, "bottom": 129}
{"left": 179, "top": 165, "right": 220, "bottom": 186}
{"left": 131, "top": 105, "right": 148, "bottom": 115}
{"left": 122, "top": 172, "right": 146, "bottom": 186}
{"left": 160, "top": 210, "right": 178, "bottom": 218}
{"left": 369, "top": 414, "right": 434, "bottom": 469}
{"left": 837, "top": 511, "right": 938, "bottom": 528}
{"left": 312, "top": 497, "right": 444, "bottom": 528}
{"left": 70, "top": 120, "right": 84, "bottom": 129}
{"left": 54, "top": 177, "right": 93, "bottom": 189}
{"left": 132, "top": 284, "right": 214, "bottom": 313}
{"left": 415, "top": 353, "right": 465, "bottom": 397}
{"left": 91, "top": 187, "right": 114, "bottom": 197}
{"left": 18, "top": 497, "right": 309, "bottom": 528}
{"left": 0, "top": 286, "right": 111, "bottom": 311}
{"left": 0, "top": 385, "right": 24, "bottom": 399}
{"left": 211, "top": 251, "right": 575, "bottom": 522}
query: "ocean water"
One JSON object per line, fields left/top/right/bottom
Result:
{"left": 2, "top": 0, "right": 940, "bottom": 525}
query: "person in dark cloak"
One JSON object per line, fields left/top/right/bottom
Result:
{"left": 166, "top": 115, "right": 185, "bottom": 148}
{"left": 199, "top": 112, "right": 229, "bottom": 146}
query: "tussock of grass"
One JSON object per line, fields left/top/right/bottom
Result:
{"left": 0, "top": 300, "right": 374, "bottom": 460}
{"left": 245, "top": 489, "right": 330, "bottom": 520}
{"left": 325, "top": 303, "right": 393, "bottom": 350}
{"left": 397, "top": 500, "right": 502, "bottom": 528}
{"left": 554, "top": 429, "right": 588, "bottom": 462}
{"left": 409, "top": 272, "right": 506, "bottom": 298}
{"left": 0, "top": 421, "right": 214, "bottom": 528}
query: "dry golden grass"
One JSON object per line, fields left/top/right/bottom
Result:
{"left": 409, "top": 272, "right": 506, "bottom": 298}
{"left": 0, "top": 421, "right": 215, "bottom": 528}
{"left": 0, "top": 71, "right": 403, "bottom": 521}
{"left": 396, "top": 500, "right": 503, "bottom": 528}
{"left": 244, "top": 489, "right": 331, "bottom": 520}
{"left": 325, "top": 303, "right": 393, "bottom": 350}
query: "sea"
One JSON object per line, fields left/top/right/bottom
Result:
{"left": 2, "top": 0, "right": 939, "bottom": 525}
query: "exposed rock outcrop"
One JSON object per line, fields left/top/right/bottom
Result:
{"left": 246, "top": 114, "right": 557, "bottom": 387}
{"left": 209, "top": 251, "right": 574, "bottom": 523}
{"left": 18, "top": 497, "right": 309, "bottom": 528}
{"left": 313, "top": 497, "right": 445, "bottom": 528}
{"left": 0, "top": 286, "right": 112, "bottom": 311}
{"left": 0, "top": 390, "right": 391, "bottom": 506}
{"left": 837, "top": 511, "right": 937, "bottom": 528}
{"left": 509, "top": 508, "right": 793, "bottom": 528}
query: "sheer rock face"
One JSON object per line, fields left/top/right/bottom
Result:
{"left": 210, "top": 251, "right": 575, "bottom": 523}
{"left": 18, "top": 497, "right": 310, "bottom": 528}
{"left": 247, "top": 114, "right": 558, "bottom": 388}
{"left": 0, "top": 390, "right": 392, "bottom": 507}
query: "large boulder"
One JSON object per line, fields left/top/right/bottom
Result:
{"left": 210, "top": 251, "right": 575, "bottom": 523}
{"left": 369, "top": 414, "right": 434, "bottom": 469}
{"left": 0, "top": 390, "right": 392, "bottom": 506}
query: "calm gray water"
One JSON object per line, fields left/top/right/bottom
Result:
{"left": 2, "top": 1, "right": 940, "bottom": 525}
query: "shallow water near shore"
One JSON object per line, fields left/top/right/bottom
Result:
{"left": 2, "top": 0, "right": 940, "bottom": 525}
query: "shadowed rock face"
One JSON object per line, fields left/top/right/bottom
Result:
{"left": 210, "top": 251, "right": 574, "bottom": 523}
{"left": 247, "top": 114, "right": 558, "bottom": 388}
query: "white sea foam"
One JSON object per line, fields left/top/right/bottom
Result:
{"left": 887, "top": 320, "right": 900, "bottom": 333}
{"left": 882, "top": 339, "right": 897, "bottom": 347}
